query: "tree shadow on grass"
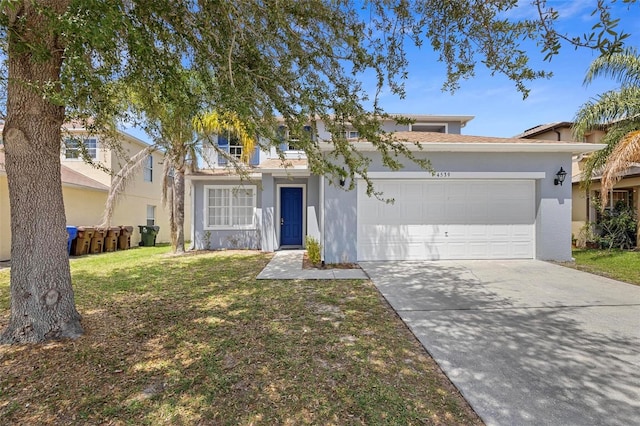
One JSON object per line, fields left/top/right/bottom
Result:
{"left": 0, "top": 252, "right": 481, "bottom": 425}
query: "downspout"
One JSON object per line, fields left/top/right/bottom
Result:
{"left": 553, "top": 129, "right": 561, "bottom": 141}
{"left": 320, "top": 175, "right": 325, "bottom": 264}
{"left": 189, "top": 179, "right": 196, "bottom": 250}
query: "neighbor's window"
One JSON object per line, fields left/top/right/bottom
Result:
{"left": 64, "top": 138, "right": 98, "bottom": 159}
{"left": 143, "top": 155, "right": 153, "bottom": 182}
{"left": 204, "top": 185, "right": 256, "bottom": 230}
{"left": 146, "top": 205, "right": 156, "bottom": 226}
{"left": 596, "top": 189, "right": 632, "bottom": 211}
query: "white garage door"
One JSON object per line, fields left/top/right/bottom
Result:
{"left": 357, "top": 179, "right": 535, "bottom": 261}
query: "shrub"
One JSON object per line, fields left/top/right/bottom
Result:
{"left": 596, "top": 202, "right": 637, "bottom": 250}
{"left": 306, "top": 236, "right": 322, "bottom": 266}
{"left": 584, "top": 198, "right": 638, "bottom": 250}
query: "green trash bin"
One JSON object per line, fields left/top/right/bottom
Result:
{"left": 138, "top": 225, "right": 160, "bottom": 246}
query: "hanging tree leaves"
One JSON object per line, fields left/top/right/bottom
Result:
{"left": 0, "top": 0, "right": 635, "bottom": 343}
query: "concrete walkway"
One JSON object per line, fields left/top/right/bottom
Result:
{"left": 257, "top": 250, "right": 368, "bottom": 280}
{"left": 361, "top": 260, "right": 640, "bottom": 426}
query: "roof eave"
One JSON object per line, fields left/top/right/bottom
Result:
{"left": 186, "top": 172, "right": 263, "bottom": 181}
{"left": 260, "top": 168, "right": 310, "bottom": 177}
{"left": 62, "top": 182, "right": 109, "bottom": 192}
{"left": 318, "top": 142, "right": 606, "bottom": 155}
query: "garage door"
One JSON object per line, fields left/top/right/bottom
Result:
{"left": 357, "top": 179, "right": 535, "bottom": 260}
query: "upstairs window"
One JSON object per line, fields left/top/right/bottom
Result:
{"left": 281, "top": 125, "right": 311, "bottom": 150}
{"left": 343, "top": 130, "right": 359, "bottom": 140}
{"left": 217, "top": 133, "right": 245, "bottom": 163}
{"left": 64, "top": 138, "right": 98, "bottom": 159}
{"left": 143, "top": 155, "right": 153, "bottom": 182}
{"left": 229, "top": 137, "right": 243, "bottom": 160}
{"left": 410, "top": 123, "right": 447, "bottom": 133}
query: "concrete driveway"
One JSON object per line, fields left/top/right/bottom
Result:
{"left": 360, "top": 260, "right": 640, "bottom": 426}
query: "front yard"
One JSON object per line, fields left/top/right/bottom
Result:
{"left": 0, "top": 247, "right": 480, "bottom": 425}
{"left": 571, "top": 249, "right": 640, "bottom": 285}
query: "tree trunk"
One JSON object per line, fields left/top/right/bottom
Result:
{"left": 1, "top": 0, "right": 83, "bottom": 344}
{"left": 173, "top": 169, "right": 186, "bottom": 254}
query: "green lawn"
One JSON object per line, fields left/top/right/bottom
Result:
{"left": 0, "top": 247, "right": 480, "bottom": 425}
{"left": 571, "top": 249, "right": 640, "bottom": 285}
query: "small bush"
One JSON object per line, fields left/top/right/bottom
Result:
{"left": 596, "top": 202, "right": 637, "bottom": 250}
{"left": 306, "top": 236, "right": 322, "bottom": 265}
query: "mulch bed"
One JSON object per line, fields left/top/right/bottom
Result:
{"left": 302, "top": 252, "right": 361, "bottom": 270}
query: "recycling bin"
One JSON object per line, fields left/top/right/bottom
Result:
{"left": 66, "top": 226, "right": 78, "bottom": 255}
{"left": 104, "top": 227, "right": 121, "bottom": 252}
{"left": 118, "top": 226, "right": 134, "bottom": 250}
{"left": 72, "top": 226, "right": 95, "bottom": 256}
{"left": 90, "top": 227, "right": 107, "bottom": 254}
{"left": 138, "top": 225, "right": 160, "bottom": 247}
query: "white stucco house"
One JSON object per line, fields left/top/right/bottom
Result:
{"left": 187, "top": 114, "right": 603, "bottom": 263}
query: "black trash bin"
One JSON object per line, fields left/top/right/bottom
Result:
{"left": 138, "top": 225, "right": 160, "bottom": 246}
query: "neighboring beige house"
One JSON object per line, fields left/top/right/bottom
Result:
{"left": 0, "top": 126, "right": 191, "bottom": 260}
{"left": 517, "top": 122, "right": 639, "bottom": 245}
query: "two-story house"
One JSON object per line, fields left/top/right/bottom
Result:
{"left": 517, "top": 122, "right": 639, "bottom": 246}
{"left": 188, "top": 114, "right": 601, "bottom": 263}
{"left": 0, "top": 125, "right": 190, "bottom": 260}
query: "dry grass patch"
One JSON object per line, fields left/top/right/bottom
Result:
{"left": 0, "top": 247, "right": 480, "bottom": 425}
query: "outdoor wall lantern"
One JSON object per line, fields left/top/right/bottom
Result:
{"left": 339, "top": 168, "right": 346, "bottom": 187}
{"left": 554, "top": 167, "right": 567, "bottom": 186}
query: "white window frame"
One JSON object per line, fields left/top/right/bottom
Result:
{"left": 228, "top": 139, "right": 243, "bottom": 160}
{"left": 342, "top": 130, "right": 359, "bottom": 140}
{"left": 143, "top": 155, "right": 153, "bottom": 182}
{"left": 409, "top": 122, "right": 448, "bottom": 133}
{"left": 146, "top": 205, "right": 156, "bottom": 226}
{"left": 203, "top": 185, "right": 257, "bottom": 230}
{"left": 64, "top": 137, "right": 98, "bottom": 160}
{"left": 285, "top": 126, "right": 312, "bottom": 151}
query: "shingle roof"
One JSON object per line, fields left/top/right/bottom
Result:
{"left": 59, "top": 166, "right": 109, "bottom": 191}
{"left": 0, "top": 150, "right": 108, "bottom": 191}
{"left": 513, "top": 122, "right": 574, "bottom": 139}
{"left": 257, "top": 158, "right": 308, "bottom": 169}
{"left": 390, "top": 131, "right": 579, "bottom": 144}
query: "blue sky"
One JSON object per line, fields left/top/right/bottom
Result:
{"left": 125, "top": 1, "right": 640, "bottom": 142}
{"left": 375, "top": 0, "right": 640, "bottom": 137}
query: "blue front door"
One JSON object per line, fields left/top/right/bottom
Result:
{"left": 280, "top": 187, "right": 303, "bottom": 246}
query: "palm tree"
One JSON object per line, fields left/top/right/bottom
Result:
{"left": 103, "top": 108, "right": 255, "bottom": 254}
{"left": 193, "top": 110, "right": 255, "bottom": 167}
{"left": 573, "top": 48, "right": 640, "bottom": 207}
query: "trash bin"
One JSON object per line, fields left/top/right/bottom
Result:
{"left": 66, "top": 226, "right": 78, "bottom": 255}
{"left": 90, "top": 227, "right": 107, "bottom": 254}
{"left": 104, "top": 227, "right": 121, "bottom": 252}
{"left": 138, "top": 225, "right": 160, "bottom": 247}
{"left": 72, "top": 226, "right": 94, "bottom": 256}
{"left": 118, "top": 226, "right": 134, "bottom": 250}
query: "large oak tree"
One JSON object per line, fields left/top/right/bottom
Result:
{"left": 0, "top": 0, "right": 634, "bottom": 343}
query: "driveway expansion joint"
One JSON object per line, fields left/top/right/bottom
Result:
{"left": 395, "top": 303, "right": 640, "bottom": 313}
{"left": 362, "top": 260, "right": 640, "bottom": 426}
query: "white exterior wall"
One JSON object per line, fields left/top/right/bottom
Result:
{"left": 322, "top": 151, "right": 573, "bottom": 263}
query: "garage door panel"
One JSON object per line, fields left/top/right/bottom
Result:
{"left": 512, "top": 242, "right": 534, "bottom": 257}
{"left": 358, "top": 179, "right": 535, "bottom": 261}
